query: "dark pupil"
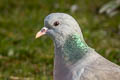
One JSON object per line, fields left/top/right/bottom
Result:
{"left": 54, "top": 21, "right": 59, "bottom": 26}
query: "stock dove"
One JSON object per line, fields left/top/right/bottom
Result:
{"left": 36, "top": 13, "right": 120, "bottom": 80}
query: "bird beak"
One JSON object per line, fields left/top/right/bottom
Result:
{"left": 35, "top": 27, "right": 48, "bottom": 38}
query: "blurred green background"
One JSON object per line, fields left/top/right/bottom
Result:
{"left": 0, "top": 0, "right": 120, "bottom": 80}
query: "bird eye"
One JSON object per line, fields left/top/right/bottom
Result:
{"left": 53, "top": 21, "right": 59, "bottom": 26}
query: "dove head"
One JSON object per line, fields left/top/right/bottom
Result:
{"left": 36, "top": 13, "right": 84, "bottom": 47}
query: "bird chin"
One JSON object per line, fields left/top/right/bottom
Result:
{"left": 46, "top": 30, "right": 55, "bottom": 40}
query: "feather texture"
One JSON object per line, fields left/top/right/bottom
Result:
{"left": 37, "top": 13, "right": 120, "bottom": 80}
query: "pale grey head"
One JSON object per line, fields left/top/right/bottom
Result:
{"left": 36, "top": 13, "right": 84, "bottom": 43}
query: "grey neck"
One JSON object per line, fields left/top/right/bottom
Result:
{"left": 54, "top": 34, "right": 90, "bottom": 65}
{"left": 53, "top": 33, "right": 93, "bottom": 80}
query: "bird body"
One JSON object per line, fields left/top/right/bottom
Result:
{"left": 36, "top": 13, "right": 120, "bottom": 80}
{"left": 53, "top": 33, "right": 120, "bottom": 80}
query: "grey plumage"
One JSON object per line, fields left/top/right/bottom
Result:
{"left": 36, "top": 13, "right": 120, "bottom": 80}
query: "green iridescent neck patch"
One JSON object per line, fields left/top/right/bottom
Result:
{"left": 63, "top": 34, "right": 89, "bottom": 64}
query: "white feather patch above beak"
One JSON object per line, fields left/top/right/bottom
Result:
{"left": 35, "top": 27, "right": 48, "bottom": 38}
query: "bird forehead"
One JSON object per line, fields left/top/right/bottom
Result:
{"left": 44, "top": 13, "right": 73, "bottom": 22}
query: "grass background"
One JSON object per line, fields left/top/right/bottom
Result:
{"left": 0, "top": 0, "right": 120, "bottom": 80}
